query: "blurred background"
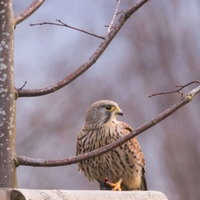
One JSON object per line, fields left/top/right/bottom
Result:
{"left": 13, "top": 0, "right": 200, "bottom": 199}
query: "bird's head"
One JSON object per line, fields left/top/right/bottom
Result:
{"left": 84, "top": 100, "right": 123, "bottom": 128}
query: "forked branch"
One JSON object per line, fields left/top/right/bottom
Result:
{"left": 15, "top": 84, "right": 200, "bottom": 167}
{"left": 30, "top": 19, "right": 104, "bottom": 40}
{"left": 105, "top": 0, "right": 121, "bottom": 37}
{"left": 14, "top": 0, "right": 45, "bottom": 26}
{"left": 16, "top": 0, "right": 149, "bottom": 98}
{"left": 149, "top": 80, "right": 200, "bottom": 98}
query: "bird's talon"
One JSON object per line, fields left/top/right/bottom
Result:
{"left": 110, "top": 178, "right": 123, "bottom": 191}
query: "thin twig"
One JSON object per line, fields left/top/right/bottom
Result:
{"left": 17, "top": 0, "right": 149, "bottom": 98}
{"left": 18, "top": 81, "right": 27, "bottom": 90}
{"left": 30, "top": 19, "right": 104, "bottom": 40}
{"left": 105, "top": 0, "right": 121, "bottom": 37}
{"left": 14, "top": 0, "right": 45, "bottom": 26}
{"left": 15, "top": 84, "right": 200, "bottom": 167}
{"left": 148, "top": 81, "right": 200, "bottom": 98}
{"left": 117, "top": 10, "right": 124, "bottom": 15}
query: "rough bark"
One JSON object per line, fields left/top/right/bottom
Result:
{"left": 0, "top": 0, "right": 17, "bottom": 187}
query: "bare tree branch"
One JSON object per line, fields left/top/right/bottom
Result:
{"left": 14, "top": 0, "right": 45, "bottom": 26}
{"left": 30, "top": 19, "right": 105, "bottom": 40}
{"left": 15, "top": 84, "right": 200, "bottom": 167}
{"left": 116, "top": 10, "right": 125, "bottom": 15}
{"left": 16, "top": 0, "right": 149, "bottom": 98}
{"left": 149, "top": 80, "right": 200, "bottom": 98}
{"left": 105, "top": 0, "right": 121, "bottom": 37}
{"left": 18, "top": 81, "right": 27, "bottom": 91}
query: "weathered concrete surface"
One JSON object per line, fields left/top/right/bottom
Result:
{"left": 0, "top": 188, "right": 168, "bottom": 200}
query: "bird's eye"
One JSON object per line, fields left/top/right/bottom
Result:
{"left": 105, "top": 105, "right": 113, "bottom": 111}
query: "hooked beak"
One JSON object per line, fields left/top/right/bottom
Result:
{"left": 115, "top": 107, "right": 123, "bottom": 116}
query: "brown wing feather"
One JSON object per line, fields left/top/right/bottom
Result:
{"left": 119, "top": 121, "right": 146, "bottom": 166}
{"left": 119, "top": 121, "right": 147, "bottom": 190}
{"left": 140, "top": 168, "right": 148, "bottom": 190}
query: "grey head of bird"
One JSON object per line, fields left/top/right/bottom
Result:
{"left": 84, "top": 100, "right": 123, "bottom": 129}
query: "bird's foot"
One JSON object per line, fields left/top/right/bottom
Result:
{"left": 110, "top": 178, "right": 123, "bottom": 191}
{"left": 100, "top": 177, "right": 123, "bottom": 191}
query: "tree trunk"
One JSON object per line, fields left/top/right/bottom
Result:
{"left": 0, "top": 0, "right": 17, "bottom": 188}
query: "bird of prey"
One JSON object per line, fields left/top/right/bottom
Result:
{"left": 76, "top": 100, "right": 147, "bottom": 191}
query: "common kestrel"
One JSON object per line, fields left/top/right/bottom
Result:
{"left": 76, "top": 100, "right": 147, "bottom": 191}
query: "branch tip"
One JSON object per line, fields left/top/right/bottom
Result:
{"left": 30, "top": 19, "right": 104, "bottom": 40}
{"left": 149, "top": 80, "right": 200, "bottom": 98}
{"left": 18, "top": 81, "right": 27, "bottom": 90}
{"left": 105, "top": 0, "right": 121, "bottom": 37}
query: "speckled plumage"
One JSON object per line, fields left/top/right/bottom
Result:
{"left": 76, "top": 100, "right": 147, "bottom": 190}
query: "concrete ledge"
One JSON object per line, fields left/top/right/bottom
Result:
{"left": 0, "top": 188, "right": 168, "bottom": 200}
